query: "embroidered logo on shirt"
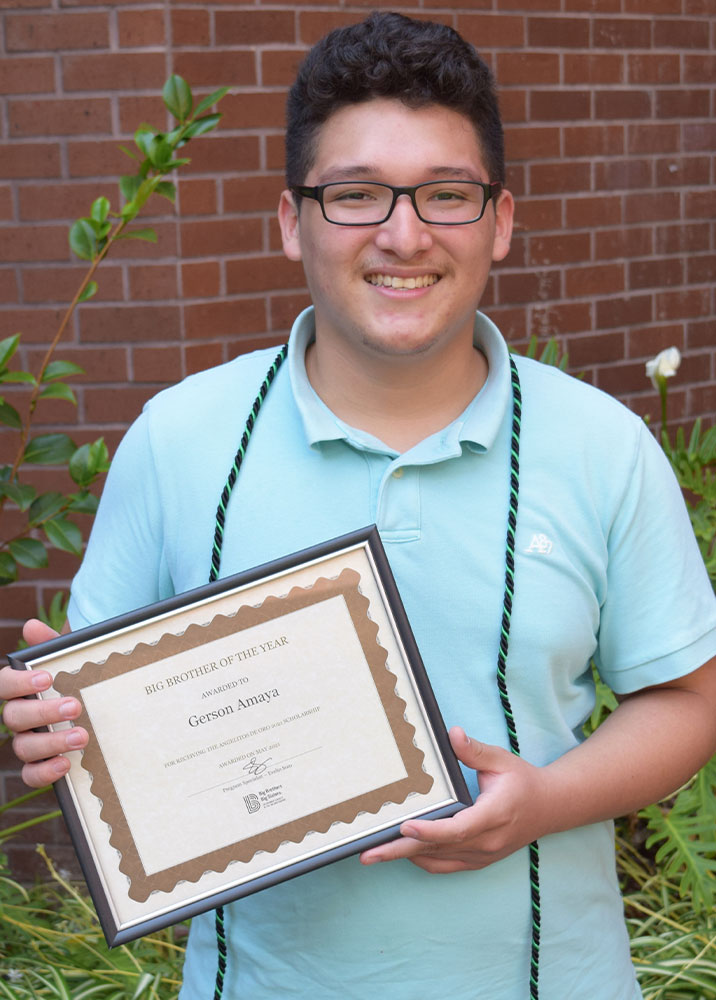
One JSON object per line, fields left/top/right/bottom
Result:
{"left": 525, "top": 533, "right": 553, "bottom": 555}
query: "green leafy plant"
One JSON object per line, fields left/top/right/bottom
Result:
{"left": 0, "top": 75, "right": 228, "bottom": 592}
{"left": 660, "top": 419, "right": 716, "bottom": 590}
{"left": 541, "top": 342, "right": 716, "bottom": 920}
{"left": 0, "top": 75, "right": 230, "bottom": 852}
{"left": 639, "top": 755, "right": 716, "bottom": 915}
{"left": 612, "top": 353, "right": 716, "bottom": 922}
{"left": 523, "top": 332, "right": 569, "bottom": 371}
{"left": 618, "top": 835, "right": 716, "bottom": 999}
{"left": 0, "top": 848, "right": 185, "bottom": 998}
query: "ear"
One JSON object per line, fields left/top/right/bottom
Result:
{"left": 278, "top": 189, "right": 303, "bottom": 262}
{"left": 491, "top": 188, "right": 514, "bottom": 264}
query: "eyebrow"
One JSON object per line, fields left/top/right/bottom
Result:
{"left": 315, "top": 164, "right": 485, "bottom": 184}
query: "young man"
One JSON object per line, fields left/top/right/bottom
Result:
{"left": 3, "top": 13, "right": 715, "bottom": 999}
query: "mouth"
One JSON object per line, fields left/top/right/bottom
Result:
{"left": 365, "top": 273, "right": 440, "bottom": 289}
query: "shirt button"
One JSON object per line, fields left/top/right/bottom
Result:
{"left": 392, "top": 467, "right": 404, "bottom": 479}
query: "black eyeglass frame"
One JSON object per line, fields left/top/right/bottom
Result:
{"left": 290, "top": 180, "right": 503, "bottom": 227}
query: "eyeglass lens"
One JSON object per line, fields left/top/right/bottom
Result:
{"left": 321, "top": 182, "right": 487, "bottom": 224}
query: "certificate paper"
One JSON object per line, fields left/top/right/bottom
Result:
{"left": 9, "top": 527, "right": 470, "bottom": 946}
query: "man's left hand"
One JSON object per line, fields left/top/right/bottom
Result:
{"left": 360, "top": 727, "right": 551, "bottom": 873}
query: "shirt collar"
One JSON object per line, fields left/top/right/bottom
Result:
{"left": 288, "top": 306, "right": 512, "bottom": 455}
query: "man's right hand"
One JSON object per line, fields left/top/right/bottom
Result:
{"left": 0, "top": 619, "right": 88, "bottom": 788}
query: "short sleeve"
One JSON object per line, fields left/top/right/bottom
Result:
{"left": 67, "top": 411, "right": 173, "bottom": 630}
{"left": 594, "top": 420, "right": 716, "bottom": 693}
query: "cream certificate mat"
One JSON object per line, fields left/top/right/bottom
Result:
{"left": 9, "top": 528, "right": 470, "bottom": 945}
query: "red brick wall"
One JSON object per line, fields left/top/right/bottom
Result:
{"left": 1, "top": 1, "right": 715, "bottom": 871}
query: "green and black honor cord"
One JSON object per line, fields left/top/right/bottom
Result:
{"left": 207, "top": 347, "right": 541, "bottom": 999}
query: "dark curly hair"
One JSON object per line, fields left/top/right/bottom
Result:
{"left": 285, "top": 12, "right": 504, "bottom": 190}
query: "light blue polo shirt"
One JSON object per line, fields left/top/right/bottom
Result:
{"left": 70, "top": 308, "right": 716, "bottom": 1000}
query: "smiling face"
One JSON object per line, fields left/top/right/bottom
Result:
{"left": 278, "top": 98, "right": 513, "bottom": 369}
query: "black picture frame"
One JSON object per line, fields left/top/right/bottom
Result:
{"left": 8, "top": 526, "right": 470, "bottom": 947}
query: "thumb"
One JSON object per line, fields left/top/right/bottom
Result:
{"left": 448, "top": 726, "right": 512, "bottom": 773}
{"left": 22, "top": 618, "right": 60, "bottom": 647}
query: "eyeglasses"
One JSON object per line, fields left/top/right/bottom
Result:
{"left": 290, "top": 180, "right": 502, "bottom": 226}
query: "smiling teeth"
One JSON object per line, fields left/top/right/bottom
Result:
{"left": 366, "top": 274, "right": 439, "bottom": 289}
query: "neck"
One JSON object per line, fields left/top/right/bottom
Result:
{"left": 305, "top": 335, "right": 488, "bottom": 452}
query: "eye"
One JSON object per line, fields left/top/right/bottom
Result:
{"left": 325, "top": 185, "right": 379, "bottom": 203}
{"left": 428, "top": 187, "right": 469, "bottom": 202}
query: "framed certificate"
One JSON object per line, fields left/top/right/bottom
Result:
{"left": 9, "top": 526, "right": 470, "bottom": 946}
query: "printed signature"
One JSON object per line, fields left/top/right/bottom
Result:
{"left": 243, "top": 756, "right": 272, "bottom": 777}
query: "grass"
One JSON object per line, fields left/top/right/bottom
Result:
{"left": 1, "top": 838, "right": 714, "bottom": 998}
{"left": 618, "top": 834, "right": 716, "bottom": 999}
{"left": 0, "top": 847, "right": 186, "bottom": 999}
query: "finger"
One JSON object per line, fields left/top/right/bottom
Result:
{"left": 22, "top": 618, "right": 60, "bottom": 646}
{"left": 448, "top": 727, "right": 512, "bottom": 772}
{"left": 21, "top": 755, "right": 73, "bottom": 789}
{"left": 399, "top": 798, "right": 495, "bottom": 846}
{"left": 3, "top": 693, "right": 83, "bottom": 734}
{"left": 0, "top": 663, "right": 53, "bottom": 701}
{"left": 13, "top": 725, "right": 87, "bottom": 764}
{"left": 408, "top": 856, "right": 475, "bottom": 875}
{"left": 360, "top": 835, "right": 432, "bottom": 865}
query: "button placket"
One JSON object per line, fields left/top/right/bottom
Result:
{"left": 376, "top": 463, "right": 420, "bottom": 541}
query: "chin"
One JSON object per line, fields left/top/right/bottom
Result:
{"left": 359, "top": 331, "right": 442, "bottom": 358}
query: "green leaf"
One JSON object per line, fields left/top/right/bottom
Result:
{"left": 23, "top": 433, "right": 76, "bottom": 465}
{"left": 116, "top": 227, "right": 157, "bottom": 243}
{"left": 0, "top": 400, "right": 21, "bottom": 429}
{"left": 68, "top": 439, "right": 106, "bottom": 486}
{"left": 163, "top": 75, "right": 193, "bottom": 121}
{"left": 0, "top": 334, "right": 20, "bottom": 370}
{"left": 131, "top": 973, "right": 161, "bottom": 999}
{"left": 90, "top": 196, "right": 110, "bottom": 223}
{"left": 78, "top": 281, "right": 98, "bottom": 303}
{"left": 0, "top": 370, "right": 36, "bottom": 384}
{"left": 42, "top": 360, "right": 85, "bottom": 382}
{"left": 161, "top": 157, "right": 191, "bottom": 170}
{"left": 67, "top": 490, "right": 99, "bottom": 514}
{"left": 154, "top": 180, "right": 176, "bottom": 203}
{"left": 39, "top": 382, "right": 77, "bottom": 405}
{"left": 119, "top": 174, "right": 142, "bottom": 204}
{"left": 182, "top": 113, "right": 221, "bottom": 141}
{"left": 686, "top": 418, "right": 702, "bottom": 457}
{"left": 68, "top": 437, "right": 109, "bottom": 487}
{"left": 148, "top": 135, "right": 173, "bottom": 168}
{"left": 44, "top": 515, "right": 83, "bottom": 556}
{"left": 28, "top": 491, "right": 65, "bottom": 525}
{"left": 165, "top": 124, "right": 184, "bottom": 145}
{"left": 120, "top": 201, "right": 139, "bottom": 222}
{"left": 38, "top": 590, "right": 70, "bottom": 632}
{"left": 68, "top": 218, "right": 98, "bottom": 261}
{"left": 134, "top": 127, "right": 156, "bottom": 159}
{"left": 119, "top": 143, "right": 140, "bottom": 161}
{"left": 0, "top": 551, "right": 18, "bottom": 584}
{"left": 194, "top": 86, "right": 230, "bottom": 118}
{"left": 9, "top": 537, "right": 48, "bottom": 570}
{"left": 2, "top": 481, "right": 36, "bottom": 511}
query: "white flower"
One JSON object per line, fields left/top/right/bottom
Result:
{"left": 645, "top": 347, "right": 681, "bottom": 388}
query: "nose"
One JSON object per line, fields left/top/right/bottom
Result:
{"left": 373, "top": 193, "right": 433, "bottom": 259}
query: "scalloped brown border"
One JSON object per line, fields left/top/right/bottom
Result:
{"left": 54, "top": 568, "right": 434, "bottom": 902}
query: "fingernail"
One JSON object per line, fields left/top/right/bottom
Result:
{"left": 58, "top": 699, "right": 79, "bottom": 719}
{"left": 52, "top": 757, "right": 70, "bottom": 776}
{"left": 401, "top": 825, "right": 419, "bottom": 839}
{"left": 31, "top": 671, "right": 52, "bottom": 691}
{"left": 66, "top": 730, "right": 85, "bottom": 749}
